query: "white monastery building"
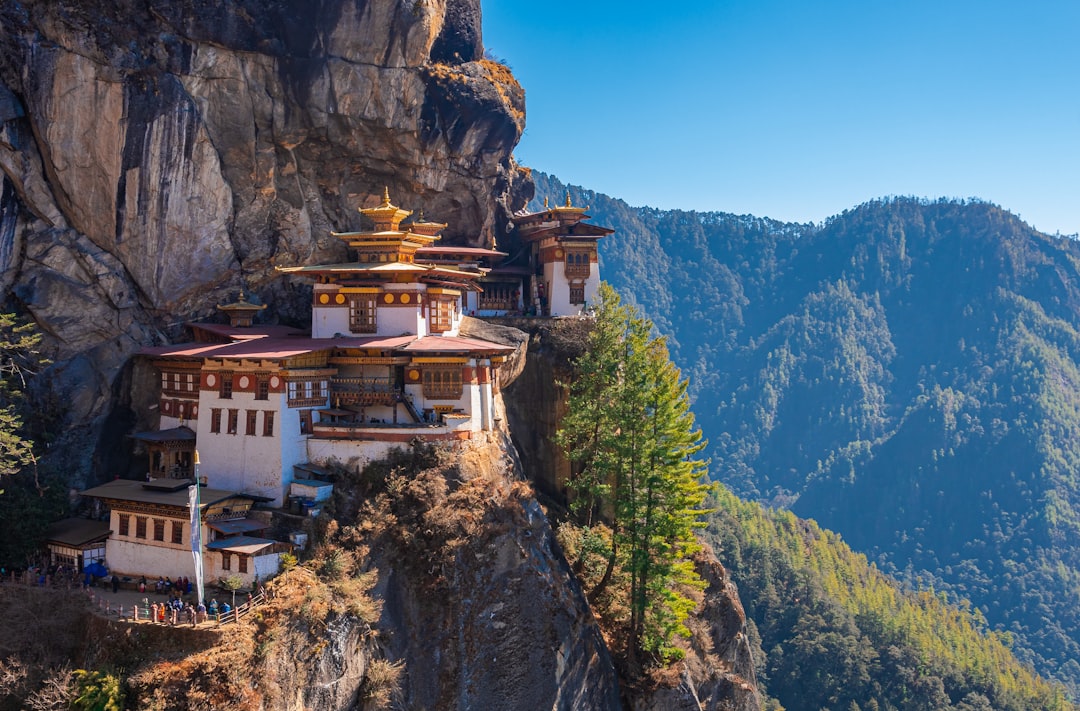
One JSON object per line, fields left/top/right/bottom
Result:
{"left": 79, "top": 191, "right": 614, "bottom": 586}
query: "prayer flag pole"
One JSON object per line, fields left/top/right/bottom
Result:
{"left": 189, "top": 450, "right": 205, "bottom": 607}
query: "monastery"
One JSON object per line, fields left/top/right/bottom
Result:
{"left": 68, "top": 191, "right": 613, "bottom": 590}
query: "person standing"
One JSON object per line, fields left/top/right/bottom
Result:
{"left": 111, "top": 574, "right": 119, "bottom": 593}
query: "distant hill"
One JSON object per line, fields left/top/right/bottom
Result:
{"left": 529, "top": 172, "right": 1080, "bottom": 695}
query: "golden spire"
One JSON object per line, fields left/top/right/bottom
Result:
{"left": 544, "top": 196, "right": 549, "bottom": 209}
{"left": 565, "top": 191, "right": 572, "bottom": 208}
{"left": 380, "top": 186, "right": 392, "bottom": 207}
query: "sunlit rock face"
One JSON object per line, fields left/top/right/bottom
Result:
{"left": 0, "top": 0, "right": 531, "bottom": 465}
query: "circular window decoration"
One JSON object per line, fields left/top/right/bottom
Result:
{"left": 238, "top": 375, "right": 250, "bottom": 388}
{"left": 270, "top": 375, "right": 281, "bottom": 388}
{"left": 318, "top": 293, "right": 330, "bottom": 304}
{"left": 192, "top": 405, "right": 198, "bottom": 417}
{"left": 384, "top": 293, "right": 395, "bottom": 304}
{"left": 163, "top": 401, "right": 172, "bottom": 414}
{"left": 401, "top": 293, "right": 411, "bottom": 304}
{"left": 206, "top": 373, "right": 217, "bottom": 387}
{"left": 335, "top": 293, "right": 346, "bottom": 305}
{"left": 408, "top": 369, "right": 420, "bottom": 381}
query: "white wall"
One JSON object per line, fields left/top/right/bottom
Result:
{"left": 197, "top": 389, "right": 287, "bottom": 505}
{"left": 305, "top": 438, "right": 401, "bottom": 471}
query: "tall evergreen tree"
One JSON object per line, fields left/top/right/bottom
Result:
{"left": 558, "top": 283, "right": 713, "bottom": 666}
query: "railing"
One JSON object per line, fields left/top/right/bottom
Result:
{"left": 216, "top": 589, "right": 268, "bottom": 625}
{"left": 330, "top": 376, "right": 394, "bottom": 394}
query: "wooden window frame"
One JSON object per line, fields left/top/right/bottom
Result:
{"left": 153, "top": 519, "right": 165, "bottom": 542}
{"left": 171, "top": 521, "right": 184, "bottom": 545}
{"left": 255, "top": 377, "right": 269, "bottom": 401}
{"left": 118, "top": 514, "right": 129, "bottom": 537}
{"left": 299, "top": 409, "right": 313, "bottom": 434}
{"left": 135, "top": 516, "right": 147, "bottom": 539}
{"left": 422, "top": 367, "right": 463, "bottom": 400}
{"left": 348, "top": 296, "right": 377, "bottom": 334}
{"left": 219, "top": 374, "right": 233, "bottom": 399}
{"left": 246, "top": 410, "right": 258, "bottom": 436}
{"left": 263, "top": 411, "right": 275, "bottom": 437}
{"left": 227, "top": 409, "right": 239, "bottom": 435}
{"left": 429, "top": 298, "right": 454, "bottom": 333}
{"left": 238, "top": 555, "right": 248, "bottom": 574}
{"left": 569, "top": 283, "right": 586, "bottom": 305}
{"left": 211, "top": 408, "right": 222, "bottom": 434}
{"left": 222, "top": 552, "right": 231, "bottom": 571}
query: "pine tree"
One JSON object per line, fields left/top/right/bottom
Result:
{"left": 558, "top": 283, "right": 713, "bottom": 667}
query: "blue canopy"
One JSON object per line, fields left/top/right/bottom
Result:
{"left": 84, "top": 562, "right": 108, "bottom": 577}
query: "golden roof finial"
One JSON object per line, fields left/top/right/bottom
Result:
{"left": 565, "top": 191, "right": 572, "bottom": 208}
{"left": 381, "top": 186, "right": 392, "bottom": 207}
{"left": 417, "top": 209, "right": 425, "bottom": 222}
{"left": 543, "top": 196, "right": 549, "bottom": 209}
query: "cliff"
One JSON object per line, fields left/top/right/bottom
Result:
{"left": 0, "top": 0, "right": 531, "bottom": 480}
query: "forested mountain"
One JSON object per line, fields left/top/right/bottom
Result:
{"left": 529, "top": 172, "right": 1080, "bottom": 695}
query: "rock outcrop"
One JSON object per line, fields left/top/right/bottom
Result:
{"left": 0, "top": 0, "right": 531, "bottom": 480}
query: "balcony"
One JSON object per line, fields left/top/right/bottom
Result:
{"left": 330, "top": 376, "right": 397, "bottom": 406}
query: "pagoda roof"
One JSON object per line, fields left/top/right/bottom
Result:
{"left": 131, "top": 426, "right": 197, "bottom": 443}
{"left": 401, "top": 335, "right": 516, "bottom": 355}
{"left": 142, "top": 334, "right": 419, "bottom": 361}
{"left": 518, "top": 222, "right": 614, "bottom": 241}
{"left": 216, "top": 291, "right": 266, "bottom": 313}
{"left": 415, "top": 246, "right": 508, "bottom": 259}
{"left": 207, "top": 518, "right": 268, "bottom": 536}
{"left": 81, "top": 479, "right": 250, "bottom": 509}
{"left": 45, "top": 518, "right": 112, "bottom": 547}
{"left": 205, "top": 536, "right": 279, "bottom": 555}
{"left": 188, "top": 323, "right": 307, "bottom": 342}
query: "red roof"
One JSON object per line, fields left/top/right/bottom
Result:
{"left": 141, "top": 332, "right": 513, "bottom": 361}
{"left": 402, "top": 335, "right": 515, "bottom": 354}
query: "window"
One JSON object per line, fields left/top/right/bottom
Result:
{"left": 186, "top": 373, "right": 195, "bottom": 392}
{"left": 227, "top": 409, "right": 239, "bottom": 435}
{"left": 349, "top": 296, "right": 377, "bottom": 333}
{"left": 118, "top": 514, "right": 129, "bottom": 537}
{"left": 569, "top": 284, "right": 586, "bottom": 305}
{"left": 422, "top": 367, "right": 463, "bottom": 400}
{"left": 135, "top": 516, "right": 147, "bottom": 539}
{"left": 430, "top": 299, "right": 453, "bottom": 333}
{"left": 299, "top": 409, "right": 313, "bottom": 434}
{"left": 220, "top": 374, "right": 233, "bottom": 399}
{"left": 256, "top": 378, "right": 269, "bottom": 401}
{"left": 263, "top": 411, "right": 275, "bottom": 437}
{"left": 153, "top": 519, "right": 165, "bottom": 541}
{"left": 171, "top": 521, "right": 183, "bottom": 545}
{"left": 238, "top": 556, "right": 248, "bottom": 574}
{"left": 565, "top": 250, "right": 591, "bottom": 278}
{"left": 222, "top": 553, "right": 231, "bottom": 571}
{"left": 246, "top": 410, "right": 257, "bottom": 436}
{"left": 211, "top": 408, "right": 222, "bottom": 433}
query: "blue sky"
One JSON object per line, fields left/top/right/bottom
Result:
{"left": 483, "top": 1, "right": 1080, "bottom": 235}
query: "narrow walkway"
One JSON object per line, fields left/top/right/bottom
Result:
{"left": 83, "top": 585, "right": 268, "bottom": 628}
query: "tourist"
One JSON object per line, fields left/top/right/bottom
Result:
{"left": 196, "top": 600, "right": 207, "bottom": 624}
{"left": 110, "top": 574, "right": 119, "bottom": 593}
{"left": 138, "top": 576, "right": 147, "bottom": 593}
{"left": 150, "top": 602, "right": 158, "bottom": 624}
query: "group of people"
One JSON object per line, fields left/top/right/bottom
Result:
{"left": 139, "top": 575, "right": 194, "bottom": 596}
{"left": 133, "top": 596, "right": 236, "bottom": 625}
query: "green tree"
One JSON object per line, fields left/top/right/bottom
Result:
{"left": 0, "top": 310, "right": 44, "bottom": 481}
{"left": 558, "top": 283, "right": 713, "bottom": 667}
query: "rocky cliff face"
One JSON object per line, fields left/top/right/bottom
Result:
{"left": 0, "top": 0, "right": 531, "bottom": 478}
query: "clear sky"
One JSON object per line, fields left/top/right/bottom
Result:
{"left": 482, "top": 1, "right": 1080, "bottom": 235}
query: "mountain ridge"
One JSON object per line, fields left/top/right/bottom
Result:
{"left": 529, "top": 170, "right": 1080, "bottom": 694}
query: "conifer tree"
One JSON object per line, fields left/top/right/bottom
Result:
{"left": 558, "top": 283, "right": 713, "bottom": 666}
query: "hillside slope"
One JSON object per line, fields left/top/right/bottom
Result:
{"left": 530, "top": 171, "right": 1080, "bottom": 694}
